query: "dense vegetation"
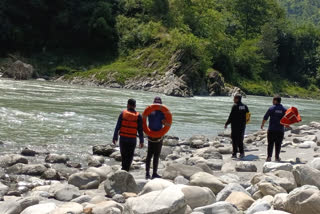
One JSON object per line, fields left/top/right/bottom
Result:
{"left": 1, "top": 0, "right": 320, "bottom": 97}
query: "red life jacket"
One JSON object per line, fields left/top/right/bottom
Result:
{"left": 120, "top": 110, "right": 139, "bottom": 138}
{"left": 280, "top": 107, "right": 302, "bottom": 126}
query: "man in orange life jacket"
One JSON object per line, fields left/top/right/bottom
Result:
{"left": 113, "top": 99, "right": 144, "bottom": 171}
{"left": 145, "top": 97, "right": 165, "bottom": 180}
{"left": 261, "top": 95, "right": 287, "bottom": 162}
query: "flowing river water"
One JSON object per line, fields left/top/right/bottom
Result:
{"left": 1, "top": 78, "right": 320, "bottom": 159}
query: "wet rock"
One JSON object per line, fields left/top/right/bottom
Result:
{"left": 45, "top": 154, "right": 69, "bottom": 164}
{"left": 6, "top": 163, "right": 47, "bottom": 176}
{"left": 225, "top": 191, "right": 255, "bottom": 211}
{"left": 262, "top": 162, "right": 293, "bottom": 173}
{"left": 292, "top": 165, "right": 320, "bottom": 188}
{"left": 188, "top": 135, "right": 208, "bottom": 149}
{"left": 21, "top": 148, "right": 37, "bottom": 156}
{"left": 3, "top": 60, "right": 34, "bottom": 80}
{"left": 180, "top": 185, "right": 216, "bottom": 209}
{"left": 110, "top": 151, "right": 122, "bottom": 161}
{"left": 93, "top": 144, "right": 116, "bottom": 156}
{"left": 68, "top": 172, "right": 100, "bottom": 190}
{"left": 104, "top": 170, "right": 138, "bottom": 197}
{"left": 235, "top": 162, "right": 257, "bottom": 172}
{"left": 51, "top": 202, "right": 83, "bottom": 214}
{"left": 140, "top": 178, "right": 173, "bottom": 195}
{"left": 0, "top": 154, "right": 28, "bottom": 168}
{"left": 88, "top": 156, "right": 105, "bottom": 167}
{"left": 246, "top": 199, "right": 271, "bottom": 214}
{"left": 283, "top": 185, "right": 320, "bottom": 214}
{"left": 21, "top": 203, "right": 57, "bottom": 214}
{"left": 162, "top": 163, "right": 204, "bottom": 180}
{"left": 193, "top": 201, "right": 239, "bottom": 214}
{"left": 125, "top": 185, "right": 187, "bottom": 214}
{"left": 66, "top": 162, "right": 82, "bottom": 169}
{"left": 217, "top": 183, "right": 250, "bottom": 201}
{"left": 41, "top": 169, "right": 61, "bottom": 180}
{"left": 163, "top": 138, "right": 179, "bottom": 147}
{"left": 189, "top": 172, "right": 225, "bottom": 194}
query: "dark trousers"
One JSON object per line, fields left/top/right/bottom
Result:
{"left": 267, "top": 131, "right": 284, "bottom": 159}
{"left": 119, "top": 139, "right": 136, "bottom": 172}
{"left": 146, "top": 139, "right": 163, "bottom": 175}
{"left": 231, "top": 129, "right": 245, "bottom": 155}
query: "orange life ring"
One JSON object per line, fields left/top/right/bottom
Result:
{"left": 142, "top": 104, "right": 172, "bottom": 138}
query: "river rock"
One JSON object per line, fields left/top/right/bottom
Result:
{"left": 189, "top": 135, "right": 208, "bottom": 148}
{"left": 160, "top": 146, "right": 173, "bottom": 160}
{"left": 0, "top": 196, "right": 39, "bottom": 214}
{"left": 225, "top": 191, "right": 255, "bottom": 211}
{"left": 246, "top": 199, "right": 271, "bottom": 214}
{"left": 6, "top": 163, "right": 47, "bottom": 176}
{"left": 298, "top": 141, "right": 317, "bottom": 148}
{"left": 104, "top": 170, "right": 138, "bottom": 197}
{"left": 189, "top": 172, "right": 225, "bottom": 194}
{"left": 68, "top": 172, "right": 100, "bottom": 190}
{"left": 51, "top": 202, "right": 83, "bottom": 214}
{"left": 235, "top": 162, "right": 257, "bottom": 172}
{"left": 219, "top": 174, "right": 240, "bottom": 184}
{"left": 41, "top": 168, "right": 61, "bottom": 180}
{"left": 0, "top": 182, "right": 9, "bottom": 197}
{"left": 272, "top": 170, "right": 297, "bottom": 192}
{"left": 217, "top": 183, "right": 250, "bottom": 201}
{"left": 193, "top": 201, "right": 239, "bottom": 214}
{"left": 255, "top": 211, "right": 291, "bottom": 214}
{"left": 174, "top": 176, "right": 189, "bottom": 185}
{"left": 49, "top": 183, "right": 81, "bottom": 201}
{"left": 71, "top": 195, "right": 92, "bottom": 204}
{"left": 218, "top": 147, "right": 233, "bottom": 154}
{"left": 140, "top": 178, "right": 173, "bottom": 195}
{"left": 21, "top": 148, "right": 37, "bottom": 156}
{"left": 3, "top": 60, "right": 34, "bottom": 80}
{"left": 283, "top": 185, "right": 320, "bottom": 214}
{"left": 0, "top": 154, "right": 28, "bottom": 167}
{"left": 88, "top": 156, "right": 105, "bottom": 167}
{"left": 45, "top": 154, "right": 69, "bottom": 164}
{"left": 273, "top": 193, "right": 288, "bottom": 210}
{"left": 125, "top": 185, "right": 187, "bottom": 214}
{"left": 162, "top": 163, "right": 204, "bottom": 180}
{"left": 292, "top": 165, "right": 320, "bottom": 188}
{"left": 110, "top": 151, "right": 122, "bottom": 161}
{"left": 21, "top": 203, "right": 57, "bottom": 214}
{"left": 92, "top": 145, "right": 116, "bottom": 156}
{"left": 90, "top": 201, "right": 124, "bottom": 214}
{"left": 258, "top": 182, "right": 287, "bottom": 196}
{"left": 310, "top": 158, "right": 320, "bottom": 170}
{"left": 86, "top": 166, "right": 113, "bottom": 182}
{"left": 262, "top": 162, "right": 293, "bottom": 173}
{"left": 180, "top": 185, "right": 216, "bottom": 209}
{"left": 194, "top": 147, "right": 222, "bottom": 160}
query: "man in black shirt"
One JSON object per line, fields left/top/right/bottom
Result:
{"left": 225, "top": 94, "right": 250, "bottom": 159}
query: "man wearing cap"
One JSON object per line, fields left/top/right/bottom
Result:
{"left": 113, "top": 99, "right": 144, "bottom": 172}
{"left": 261, "top": 95, "right": 287, "bottom": 162}
{"left": 225, "top": 94, "right": 250, "bottom": 159}
{"left": 145, "top": 97, "right": 165, "bottom": 179}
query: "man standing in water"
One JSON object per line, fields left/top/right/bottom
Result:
{"left": 261, "top": 95, "right": 287, "bottom": 162}
{"left": 145, "top": 97, "right": 165, "bottom": 179}
{"left": 113, "top": 99, "right": 144, "bottom": 171}
{"left": 225, "top": 94, "right": 249, "bottom": 159}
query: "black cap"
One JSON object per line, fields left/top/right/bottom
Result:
{"left": 273, "top": 95, "right": 281, "bottom": 104}
{"left": 234, "top": 93, "right": 242, "bottom": 101}
{"left": 127, "top": 99, "right": 136, "bottom": 106}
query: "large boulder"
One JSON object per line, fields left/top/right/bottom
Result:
{"left": 310, "top": 158, "right": 320, "bottom": 170}
{"left": 3, "top": 60, "right": 34, "bottom": 80}
{"left": 51, "top": 202, "right": 83, "bottom": 214}
{"left": 21, "top": 203, "right": 57, "bottom": 214}
{"left": 45, "top": 154, "right": 69, "bottom": 164}
{"left": 263, "top": 162, "right": 293, "bottom": 173}
{"left": 283, "top": 185, "right": 320, "bottom": 214}
{"left": 189, "top": 172, "right": 225, "bottom": 194}
{"left": 225, "top": 191, "right": 255, "bottom": 211}
{"left": 92, "top": 145, "right": 116, "bottom": 156}
{"left": 258, "top": 182, "right": 287, "bottom": 197}
{"left": 193, "top": 201, "right": 239, "bottom": 214}
{"left": 49, "top": 183, "right": 81, "bottom": 201}
{"left": 0, "top": 154, "right": 28, "bottom": 167}
{"left": 162, "top": 163, "right": 204, "bottom": 180}
{"left": 293, "top": 165, "right": 320, "bottom": 188}
{"left": 104, "top": 170, "right": 138, "bottom": 197}
{"left": 217, "top": 183, "right": 250, "bottom": 201}
{"left": 179, "top": 185, "right": 216, "bottom": 209}
{"left": 273, "top": 193, "right": 289, "bottom": 211}
{"left": 6, "top": 163, "right": 47, "bottom": 176}
{"left": 235, "top": 162, "right": 257, "bottom": 172}
{"left": 68, "top": 172, "right": 100, "bottom": 189}
{"left": 125, "top": 185, "right": 188, "bottom": 214}
{"left": 140, "top": 178, "right": 173, "bottom": 195}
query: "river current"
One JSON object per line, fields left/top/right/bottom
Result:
{"left": 0, "top": 79, "right": 319, "bottom": 157}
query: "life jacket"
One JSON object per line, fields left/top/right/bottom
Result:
{"left": 120, "top": 110, "right": 139, "bottom": 138}
{"left": 280, "top": 107, "right": 301, "bottom": 126}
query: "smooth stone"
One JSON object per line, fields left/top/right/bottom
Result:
{"left": 0, "top": 155, "right": 28, "bottom": 167}
{"left": 41, "top": 169, "right": 61, "bottom": 180}
{"left": 217, "top": 183, "right": 250, "bottom": 201}
{"left": 246, "top": 199, "right": 271, "bottom": 214}
{"left": 263, "top": 162, "right": 293, "bottom": 173}
{"left": 45, "top": 154, "right": 69, "bottom": 164}
{"left": 193, "top": 201, "right": 239, "bottom": 214}
{"left": 104, "top": 170, "right": 138, "bottom": 197}
{"left": 189, "top": 172, "right": 225, "bottom": 194}
{"left": 92, "top": 145, "right": 116, "bottom": 156}
{"left": 21, "top": 203, "right": 57, "bottom": 214}
{"left": 162, "top": 163, "right": 204, "bottom": 180}
{"left": 292, "top": 165, "right": 320, "bottom": 188}
{"left": 225, "top": 191, "right": 255, "bottom": 211}
{"left": 235, "top": 162, "right": 257, "bottom": 172}
{"left": 68, "top": 172, "right": 100, "bottom": 190}
{"left": 6, "top": 163, "right": 47, "bottom": 176}
{"left": 51, "top": 202, "right": 83, "bottom": 214}
{"left": 180, "top": 185, "right": 216, "bottom": 209}
{"left": 140, "top": 178, "right": 173, "bottom": 195}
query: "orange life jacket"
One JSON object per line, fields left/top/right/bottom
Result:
{"left": 280, "top": 107, "right": 302, "bottom": 126}
{"left": 120, "top": 110, "right": 139, "bottom": 138}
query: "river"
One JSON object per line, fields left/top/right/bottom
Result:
{"left": 0, "top": 79, "right": 320, "bottom": 158}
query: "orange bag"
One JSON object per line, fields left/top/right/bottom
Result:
{"left": 280, "top": 107, "right": 302, "bottom": 126}
{"left": 142, "top": 104, "right": 172, "bottom": 138}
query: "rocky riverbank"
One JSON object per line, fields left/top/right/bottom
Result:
{"left": 1, "top": 122, "right": 320, "bottom": 214}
